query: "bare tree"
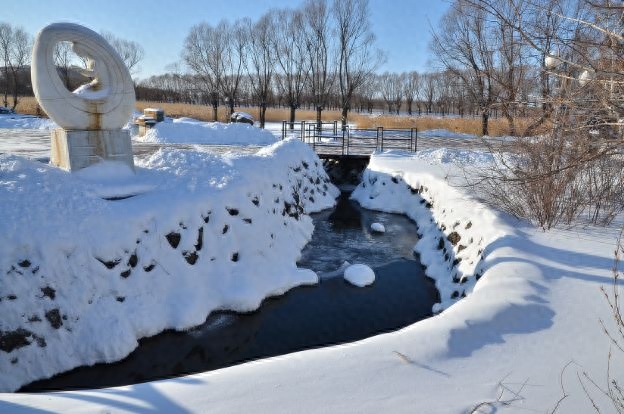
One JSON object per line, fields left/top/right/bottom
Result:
{"left": 431, "top": 0, "right": 499, "bottom": 135}
{"left": 302, "top": 0, "right": 335, "bottom": 128}
{"left": 100, "top": 31, "right": 145, "bottom": 76}
{"left": 420, "top": 72, "right": 438, "bottom": 114}
{"left": 54, "top": 41, "right": 76, "bottom": 90}
{"left": 221, "top": 20, "right": 248, "bottom": 117}
{"left": 379, "top": 72, "right": 403, "bottom": 114}
{"left": 403, "top": 71, "right": 420, "bottom": 115}
{"left": 0, "top": 23, "right": 31, "bottom": 110}
{"left": 466, "top": 0, "right": 624, "bottom": 227}
{"left": 333, "top": 0, "right": 384, "bottom": 129}
{"left": 183, "top": 22, "right": 226, "bottom": 121}
{"left": 246, "top": 13, "right": 277, "bottom": 128}
{"left": 0, "top": 23, "right": 13, "bottom": 108}
{"left": 274, "top": 9, "right": 308, "bottom": 129}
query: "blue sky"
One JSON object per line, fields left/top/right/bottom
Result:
{"left": 2, "top": 0, "right": 450, "bottom": 79}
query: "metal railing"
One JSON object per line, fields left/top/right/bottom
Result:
{"left": 281, "top": 120, "right": 417, "bottom": 157}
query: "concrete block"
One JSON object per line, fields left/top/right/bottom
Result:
{"left": 50, "top": 128, "right": 134, "bottom": 171}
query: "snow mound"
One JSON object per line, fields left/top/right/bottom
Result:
{"left": 139, "top": 117, "right": 277, "bottom": 146}
{"left": 343, "top": 264, "right": 375, "bottom": 287}
{"left": 370, "top": 222, "right": 385, "bottom": 233}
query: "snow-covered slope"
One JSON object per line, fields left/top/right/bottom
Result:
{"left": 0, "top": 138, "right": 339, "bottom": 392}
{"left": 351, "top": 150, "right": 505, "bottom": 311}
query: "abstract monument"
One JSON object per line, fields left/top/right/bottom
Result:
{"left": 31, "top": 23, "right": 135, "bottom": 171}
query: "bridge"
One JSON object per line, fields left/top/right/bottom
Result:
{"left": 281, "top": 121, "right": 416, "bottom": 159}
{"left": 280, "top": 120, "right": 506, "bottom": 159}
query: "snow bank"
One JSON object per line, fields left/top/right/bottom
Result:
{"left": 352, "top": 150, "right": 507, "bottom": 311}
{"left": 0, "top": 138, "right": 339, "bottom": 392}
{"left": 139, "top": 117, "right": 278, "bottom": 146}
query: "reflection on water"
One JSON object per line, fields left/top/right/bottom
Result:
{"left": 22, "top": 193, "right": 439, "bottom": 392}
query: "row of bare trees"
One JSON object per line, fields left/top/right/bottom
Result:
{"left": 180, "top": 0, "right": 383, "bottom": 129}
{"left": 0, "top": 23, "right": 31, "bottom": 110}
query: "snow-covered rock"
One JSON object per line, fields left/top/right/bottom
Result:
{"left": 343, "top": 264, "right": 375, "bottom": 287}
{"left": 230, "top": 111, "right": 254, "bottom": 125}
{"left": 370, "top": 222, "right": 385, "bottom": 233}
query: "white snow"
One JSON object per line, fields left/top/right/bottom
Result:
{"left": 139, "top": 117, "right": 277, "bottom": 145}
{"left": 0, "top": 113, "right": 57, "bottom": 130}
{"left": 343, "top": 264, "right": 375, "bottom": 287}
{"left": 370, "top": 222, "right": 385, "bottom": 233}
{"left": 0, "top": 138, "right": 622, "bottom": 414}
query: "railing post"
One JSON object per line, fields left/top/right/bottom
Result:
{"left": 414, "top": 128, "right": 418, "bottom": 152}
{"left": 300, "top": 121, "right": 305, "bottom": 142}
{"left": 281, "top": 120, "right": 286, "bottom": 140}
{"left": 380, "top": 127, "right": 384, "bottom": 151}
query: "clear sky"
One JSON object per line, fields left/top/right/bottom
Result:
{"left": 1, "top": 0, "right": 450, "bottom": 79}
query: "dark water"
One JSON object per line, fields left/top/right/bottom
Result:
{"left": 22, "top": 194, "right": 439, "bottom": 392}
{"left": 298, "top": 193, "right": 423, "bottom": 274}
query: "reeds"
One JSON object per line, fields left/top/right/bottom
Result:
{"left": 13, "top": 96, "right": 539, "bottom": 137}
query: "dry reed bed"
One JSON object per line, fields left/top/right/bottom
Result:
{"left": 14, "top": 96, "right": 533, "bottom": 137}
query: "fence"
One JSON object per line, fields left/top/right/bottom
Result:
{"left": 281, "top": 121, "right": 417, "bottom": 157}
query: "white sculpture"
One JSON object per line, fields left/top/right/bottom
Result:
{"left": 31, "top": 23, "right": 135, "bottom": 171}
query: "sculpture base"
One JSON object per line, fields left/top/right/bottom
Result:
{"left": 50, "top": 129, "right": 134, "bottom": 172}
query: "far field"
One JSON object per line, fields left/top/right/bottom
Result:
{"left": 14, "top": 96, "right": 532, "bottom": 137}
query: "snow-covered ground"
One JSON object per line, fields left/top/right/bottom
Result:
{"left": 0, "top": 113, "right": 57, "bottom": 130}
{"left": 0, "top": 121, "right": 622, "bottom": 413}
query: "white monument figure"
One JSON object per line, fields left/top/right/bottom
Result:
{"left": 31, "top": 23, "right": 135, "bottom": 171}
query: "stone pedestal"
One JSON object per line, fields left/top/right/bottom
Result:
{"left": 50, "top": 128, "right": 134, "bottom": 171}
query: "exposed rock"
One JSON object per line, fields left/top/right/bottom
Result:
{"left": 18, "top": 260, "right": 31, "bottom": 268}
{"left": 447, "top": 231, "right": 461, "bottom": 246}
{"left": 40, "top": 286, "right": 56, "bottom": 300}
{"left": 230, "top": 112, "right": 254, "bottom": 125}
{"left": 45, "top": 309, "right": 62, "bottom": 329}
{"left": 165, "top": 232, "right": 181, "bottom": 248}
{"left": 127, "top": 253, "right": 138, "bottom": 268}
{"left": 96, "top": 258, "right": 120, "bottom": 269}
{"left": 195, "top": 228, "right": 204, "bottom": 251}
{"left": 184, "top": 251, "right": 198, "bottom": 265}
{"left": 0, "top": 329, "right": 33, "bottom": 353}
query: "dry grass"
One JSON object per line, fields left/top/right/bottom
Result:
{"left": 14, "top": 96, "right": 540, "bottom": 137}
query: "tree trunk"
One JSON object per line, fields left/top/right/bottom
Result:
{"left": 341, "top": 106, "right": 349, "bottom": 131}
{"left": 260, "top": 103, "right": 267, "bottom": 129}
{"left": 289, "top": 105, "right": 296, "bottom": 130}
{"left": 481, "top": 110, "right": 489, "bottom": 136}
{"left": 212, "top": 101, "right": 218, "bottom": 122}
{"left": 316, "top": 105, "right": 322, "bottom": 130}
{"left": 228, "top": 100, "right": 235, "bottom": 119}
